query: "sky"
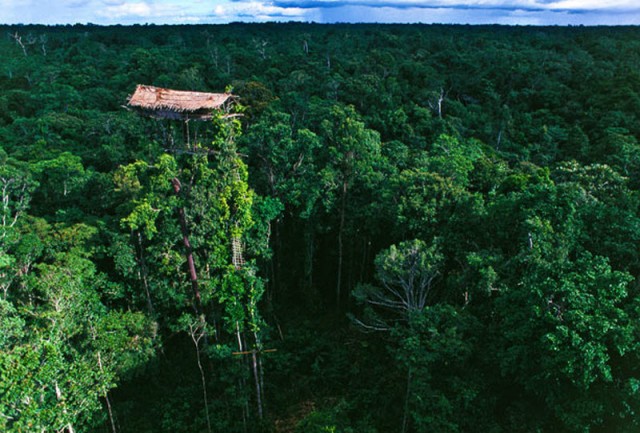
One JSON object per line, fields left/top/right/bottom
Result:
{"left": 0, "top": 0, "right": 639, "bottom": 26}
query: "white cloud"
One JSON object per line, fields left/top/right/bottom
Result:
{"left": 96, "top": 1, "right": 187, "bottom": 21}
{"left": 547, "top": 0, "right": 638, "bottom": 10}
{"left": 99, "top": 2, "right": 152, "bottom": 18}
{"left": 209, "top": 1, "right": 309, "bottom": 22}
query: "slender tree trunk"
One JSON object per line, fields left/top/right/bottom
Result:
{"left": 276, "top": 220, "right": 282, "bottom": 292}
{"left": 104, "top": 392, "right": 117, "bottom": 433}
{"left": 236, "top": 321, "right": 244, "bottom": 352}
{"left": 171, "top": 178, "right": 202, "bottom": 313}
{"left": 251, "top": 350, "right": 263, "bottom": 420}
{"left": 236, "top": 322, "right": 250, "bottom": 429}
{"left": 97, "top": 351, "right": 118, "bottom": 433}
{"left": 183, "top": 119, "right": 191, "bottom": 147}
{"left": 136, "top": 232, "right": 154, "bottom": 315}
{"left": 192, "top": 328, "right": 212, "bottom": 433}
{"left": 252, "top": 330, "right": 266, "bottom": 420}
{"left": 268, "top": 246, "right": 276, "bottom": 305}
{"left": 402, "top": 367, "right": 412, "bottom": 433}
{"left": 347, "top": 234, "right": 354, "bottom": 294}
{"left": 359, "top": 236, "right": 368, "bottom": 282}
{"left": 336, "top": 182, "right": 347, "bottom": 307}
{"left": 271, "top": 218, "right": 281, "bottom": 299}
{"left": 266, "top": 198, "right": 277, "bottom": 303}
{"left": 54, "top": 382, "right": 75, "bottom": 433}
{"left": 241, "top": 403, "right": 248, "bottom": 433}
{"left": 258, "top": 349, "right": 265, "bottom": 409}
{"left": 304, "top": 221, "right": 315, "bottom": 302}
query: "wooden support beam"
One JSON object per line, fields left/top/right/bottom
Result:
{"left": 232, "top": 348, "right": 277, "bottom": 356}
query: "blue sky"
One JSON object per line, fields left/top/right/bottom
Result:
{"left": 1, "top": 0, "right": 639, "bottom": 25}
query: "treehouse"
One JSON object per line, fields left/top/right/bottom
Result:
{"left": 126, "top": 84, "right": 247, "bottom": 293}
{"left": 127, "top": 84, "right": 233, "bottom": 121}
{"left": 127, "top": 84, "right": 235, "bottom": 147}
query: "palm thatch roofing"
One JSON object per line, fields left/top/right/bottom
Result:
{"left": 127, "top": 85, "right": 233, "bottom": 120}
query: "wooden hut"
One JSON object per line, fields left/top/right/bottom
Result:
{"left": 127, "top": 84, "right": 233, "bottom": 121}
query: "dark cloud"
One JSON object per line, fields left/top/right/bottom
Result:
{"left": 314, "top": 4, "right": 640, "bottom": 24}
{"left": 234, "top": 11, "right": 305, "bottom": 18}
{"left": 229, "top": 0, "right": 640, "bottom": 15}
{"left": 269, "top": 0, "right": 538, "bottom": 11}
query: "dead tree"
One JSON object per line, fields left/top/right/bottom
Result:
{"left": 9, "top": 32, "right": 27, "bottom": 57}
{"left": 428, "top": 87, "right": 447, "bottom": 118}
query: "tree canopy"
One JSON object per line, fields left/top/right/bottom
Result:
{"left": 1, "top": 22, "right": 640, "bottom": 433}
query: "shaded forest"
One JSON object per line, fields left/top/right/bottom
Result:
{"left": 2, "top": 22, "right": 640, "bottom": 432}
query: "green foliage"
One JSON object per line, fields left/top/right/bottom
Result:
{"left": 296, "top": 399, "right": 378, "bottom": 433}
{"left": 394, "top": 306, "right": 479, "bottom": 433}
{"left": 492, "top": 251, "right": 640, "bottom": 431}
{"left": 3, "top": 22, "right": 640, "bottom": 433}
{"left": 0, "top": 246, "right": 155, "bottom": 432}
{"left": 426, "top": 134, "right": 484, "bottom": 187}
{"left": 352, "top": 239, "right": 443, "bottom": 330}
{"left": 319, "top": 104, "right": 381, "bottom": 211}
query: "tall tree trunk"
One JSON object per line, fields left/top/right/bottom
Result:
{"left": 190, "top": 323, "right": 212, "bottom": 433}
{"left": 171, "top": 178, "right": 202, "bottom": 313}
{"left": 104, "top": 392, "right": 117, "bottom": 433}
{"left": 304, "top": 221, "right": 315, "bottom": 302}
{"left": 402, "top": 367, "right": 412, "bottom": 433}
{"left": 236, "top": 322, "right": 251, "bottom": 428}
{"left": 136, "top": 231, "right": 154, "bottom": 315}
{"left": 359, "top": 236, "right": 368, "bottom": 283}
{"left": 271, "top": 217, "right": 282, "bottom": 300}
{"left": 251, "top": 350, "right": 263, "bottom": 420}
{"left": 252, "top": 330, "right": 266, "bottom": 420}
{"left": 97, "top": 351, "right": 118, "bottom": 433}
{"left": 336, "top": 181, "right": 347, "bottom": 308}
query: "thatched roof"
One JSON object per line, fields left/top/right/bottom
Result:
{"left": 127, "top": 85, "right": 233, "bottom": 120}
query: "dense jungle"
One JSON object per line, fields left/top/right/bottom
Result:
{"left": 1, "top": 22, "right": 640, "bottom": 433}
